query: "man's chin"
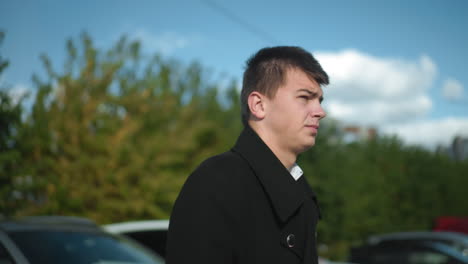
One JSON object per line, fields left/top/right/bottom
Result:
{"left": 298, "top": 139, "right": 316, "bottom": 153}
{"left": 307, "top": 135, "right": 317, "bottom": 144}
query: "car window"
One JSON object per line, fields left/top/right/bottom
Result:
{"left": 8, "top": 230, "right": 164, "bottom": 264}
{"left": 123, "top": 230, "right": 167, "bottom": 258}
{"left": 370, "top": 249, "right": 410, "bottom": 264}
{"left": 0, "top": 242, "right": 15, "bottom": 264}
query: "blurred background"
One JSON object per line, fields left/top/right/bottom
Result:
{"left": 1, "top": 0, "right": 467, "bottom": 261}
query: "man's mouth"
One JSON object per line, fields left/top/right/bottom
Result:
{"left": 305, "top": 124, "right": 319, "bottom": 133}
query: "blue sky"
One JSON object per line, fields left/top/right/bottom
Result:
{"left": 1, "top": 0, "right": 467, "bottom": 149}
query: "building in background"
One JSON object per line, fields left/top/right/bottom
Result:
{"left": 342, "top": 125, "right": 377, "bottom": 143}
{"left": 437, "top": 135, "right": 468, "bottom": 161}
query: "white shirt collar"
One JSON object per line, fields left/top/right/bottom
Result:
{"left": 289, "top": 163, "right": 303, "bottom": 181}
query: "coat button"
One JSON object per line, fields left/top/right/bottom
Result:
{"left": 286, "top": 234, "right": 295, "bottom": 248}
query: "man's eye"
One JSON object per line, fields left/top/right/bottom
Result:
{"left": 299, "top": 96, "right": 309, "bottom": 100}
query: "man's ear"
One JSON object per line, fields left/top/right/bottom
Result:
{"left": 248, "top": 91, "right": 266, "bottom": 120}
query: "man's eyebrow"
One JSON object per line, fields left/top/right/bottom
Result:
{"left": 297, "top": 88, "right": 324, "bottom": 102}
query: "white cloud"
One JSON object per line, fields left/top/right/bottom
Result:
{"left": 131, "top": 29, "right": 199, "bottom": 55}
{"left": 442, "top": 78, "right": 464, "bottom": 100}
{"left": 314, "top": 49, "right": 468, "bottom": 149}
{"left": 326, "top": 96, "right": 432, "bottom": 124}
{"left": 381, "top": 118, "right": 468, "bottom": 150}
{"left": 316, "top": 49, "right": 437, "bottom": 126}
{"left": 7, "top": 83, "right": 30, "bottom": 105}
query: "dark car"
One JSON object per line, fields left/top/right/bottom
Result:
{"left": 349, "top": 231, "right": 468, "bottom": 264}
{"left": 0, "top": 216, "right": 165, "bottom": 264}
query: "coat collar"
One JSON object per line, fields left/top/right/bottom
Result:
{"left": 232, "top": 125, "right": 310, "bottom": 223}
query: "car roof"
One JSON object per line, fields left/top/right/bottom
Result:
{"left": 0, "top": 216, "right": 101, "bottom": 233}
{"left": 368, "top": 231, "right": 468, "bottom": 246}
{"left": 103, "top": 220, "right": 169, "bottom": 234}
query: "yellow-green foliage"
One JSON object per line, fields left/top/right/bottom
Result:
{"left": 1, "top": 33, "right": 242, "bottom": 223}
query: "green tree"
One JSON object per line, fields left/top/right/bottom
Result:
{"left": 0, "top": 31, "right": 31, "bottom": 216}
{"left": 5, "top": 33, "right": 242, "bottom": 222}
{"left": 300, "top": 128, "right": 468, "bottom": 260}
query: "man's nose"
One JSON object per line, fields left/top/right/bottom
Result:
{"left": 313, "top": 104, "right": 326, "bottom": 119}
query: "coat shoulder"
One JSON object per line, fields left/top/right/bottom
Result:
{"left": 184, "top": 150, "right": 254, "bottom": 195}
{"left": 199, "top": 150, "right": 248, "bottom": 174}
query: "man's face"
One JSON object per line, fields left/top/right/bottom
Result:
{"left": 263, "top": 68, "right": 326, "bottom": 155}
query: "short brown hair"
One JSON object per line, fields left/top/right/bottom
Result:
{"left": 241, "top": 46, "right": 329, "bottom": 126}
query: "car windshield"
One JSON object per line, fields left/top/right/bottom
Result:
{"left": 8, "top": 230, "right": 164, "bottom": 264}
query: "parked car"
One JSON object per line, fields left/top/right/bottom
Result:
{"left": 0, "top": 216, "right": 165, "bottom": 264}
{"left": 103, "top": 219, "right": 356, "bottom": 263}
{"left": 103, "top": 220, "right": 169, "bottom": 258}
{"left": 349, "top": 231, "right": 468, "bottom": 264}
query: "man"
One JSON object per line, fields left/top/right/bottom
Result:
{"left": 166, "top": 46, "right": 329, "bottom": 264}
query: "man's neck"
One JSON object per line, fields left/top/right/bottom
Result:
{"left": 249, "top": 123, "right": 297, "bottom": 170}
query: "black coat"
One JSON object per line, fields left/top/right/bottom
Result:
{"left": 166, "top": 125, "right": 321, "bottom": 264}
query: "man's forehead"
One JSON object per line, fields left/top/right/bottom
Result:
{"left": 286, "top": 68, "right": 320, "bottom": 86}
{"left": 285, "top": 70, "right": 323, "bottom": 92}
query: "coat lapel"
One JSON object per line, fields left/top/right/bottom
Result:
{"left": 232, "top": 126, "right": 306, "bottom": 223}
